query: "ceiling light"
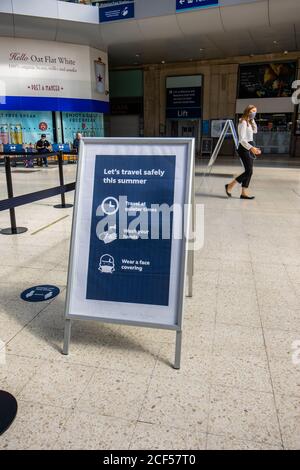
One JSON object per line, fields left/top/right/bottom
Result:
{"left": 273, "top": 40, "right": 278, "bottom": 44}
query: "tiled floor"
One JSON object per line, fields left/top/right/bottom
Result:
{"left": 0, "top": 160, "right": 299, "bottom": 450}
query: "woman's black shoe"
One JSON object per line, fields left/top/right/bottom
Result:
{"left": 225, "top": 184, "right": 232, "bottom": 197}
{"left": 240, "top": 195, "right": 255, "bottom": 200}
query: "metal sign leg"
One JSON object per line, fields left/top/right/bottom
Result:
{"left": 186, "top": 167, "right": 195, "bottom": 297}
{"left": 62, "top": 319, "right": 72, "bottom": 355}
{"left": 174, "top": 330, "right": 182, "bottom": 369}
{"left": 187, "top": 249, "right": 194, "bottom": 297}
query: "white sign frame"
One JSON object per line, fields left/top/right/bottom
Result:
{"left": 63, "top": 137, "right": 195, "bottom": 369}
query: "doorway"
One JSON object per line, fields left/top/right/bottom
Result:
{"left": 167, "top": 119, "right": 201, "bottom": 153}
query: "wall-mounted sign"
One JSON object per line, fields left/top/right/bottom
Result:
{"left": 176, "top": 0, "right": 219, "bottom": 12}
{"left": 166, "top": 76, "right": 202, "bottom": 120}
{"left": 99, "top": 1, "right": 135, "bottom": 23}
{"left": 238, "top": 62, "right": 297, "bottom": 99}
{"left": 166, "top": 87, "right": 201, "bottom": 119}
{"left": 0, "top": 38, "right": 109, "bottom": 113}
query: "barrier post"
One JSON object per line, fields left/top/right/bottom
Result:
{"left": 53, "top": 151, "right": 73, "bottom": 209}
{"left": 1, "top": 156, "right": 28, "bottom": 235}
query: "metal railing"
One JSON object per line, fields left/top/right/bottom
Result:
{"left": 0, "top": 151, "right": 76, "bottom": 235}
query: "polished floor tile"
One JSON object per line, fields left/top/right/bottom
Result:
{"left": 1, "top": 161, "right": 299, "bottom": 448}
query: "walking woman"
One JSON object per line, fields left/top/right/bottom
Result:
{"left": 225, "top": 105, "right": 261, "bottom": 199}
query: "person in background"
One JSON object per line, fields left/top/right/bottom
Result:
{"left": 225, "top": 105, "right": 261, "bottom": 200}
{"left": 73, "top": 132, "right": 82, "bottom": 154}
{"left": 36, "top": 134, "right": 51, "bottom": 167}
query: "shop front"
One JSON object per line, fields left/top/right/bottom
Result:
{"left": 0, "top": 37, "right": 109, "bottom": 153}
{"left": 236, "top": 61, "right": 297, "bottom": 156}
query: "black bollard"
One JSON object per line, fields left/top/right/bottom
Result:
{"left": 53, "top": 152, "right": 73, "bottom": 209}
{"left": 1, "top": 156, "right": 28, "bottom": 235}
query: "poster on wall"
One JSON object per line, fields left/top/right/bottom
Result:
{"left": 0, "top": 38, "right": 109, "bottom": 112}
{"left": 0, "top": 111, "right": 53, "bottom": 145}
{"left": 238, "top": 62, "right": 297, "bottom": 99}
{"left": 65, "top": 138, "right": 194, "bottom": 327}
{"left": 62, "top": 112, "right": 104, "bottom": 142}
{"left": 211, "top": 119, "right": 232, "bottom": 138}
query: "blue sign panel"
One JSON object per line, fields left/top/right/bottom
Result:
{"left": 99, "top": 1, "right": 135, "bottom": 23}
{"left": 21, "top": 285, "right": 60, "bottom": 302}
{"left": 52, "top": 143, "right": 71, "bottom": 153}
{"left": 3, "top": 144, "right": 23, "bottom": 153}
{"left": 166, "top": 87, "right": 201, "bottom": 119}
{"left": 86, "top": 155, "right": 176, "bottom": 306}
{"left": 176, "top": 0, "right": 218, "bottom": 11}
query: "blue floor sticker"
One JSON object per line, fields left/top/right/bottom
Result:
{"left": 21, "top": 285, "right": 60, "bottom": 302}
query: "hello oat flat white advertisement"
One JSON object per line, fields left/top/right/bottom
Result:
{"left": 0, "top": 37, "right": 109, "bottom": 105}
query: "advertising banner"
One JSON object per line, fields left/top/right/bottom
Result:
{"left": 62, "top": 112, "right": 104, "bottom": 142}
{"left": 238, "top": 62, "right": 297, "bottom": 99}
{"left": 176, "top": 0, "right": 219, "bottom": 12}
{"left": 0, "top": 38, "right": 109, "bottom": 112}
{"left": 99, "top": 1, "right": 135, "bottom": 23}
{"left": 64, "top": 138, "right": 194, "bottom": 328}
{"left": 0, "top": 110, "right": 53, "bottom": 145}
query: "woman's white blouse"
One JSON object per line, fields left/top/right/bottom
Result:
{"left": 238, "top": 120, "right": 258, "bottom": 150}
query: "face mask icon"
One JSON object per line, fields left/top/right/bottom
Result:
{"left": 98, "top": 254, "right": 115, "bottom": 274}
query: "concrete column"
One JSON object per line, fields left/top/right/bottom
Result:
{"left": 144, "top": 66, "right": 160, "bottom": 136}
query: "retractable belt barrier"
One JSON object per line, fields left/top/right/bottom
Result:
{"left": 0, "top": 151, "right": 76, "bottom": 235}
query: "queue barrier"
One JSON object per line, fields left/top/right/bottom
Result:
{"left": 0, "top": 151, "right": 76, "bottom": 235}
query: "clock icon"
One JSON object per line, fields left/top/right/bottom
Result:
{"left": 101, "top": 197, "right": 119, "bottom": 215}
